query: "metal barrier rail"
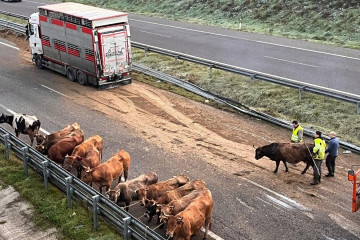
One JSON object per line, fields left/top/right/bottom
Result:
{"left": 0, "top": 127, "right": 165, "bottom": 240}
{"left": 0, "top": 19, "right": 26, "bottom": 34}
{"left": 133, "top": 63, "right": 360, "bottom": 154}
{"left": 0, "top": 10, "right": 29, "bottom": 20}
{"left": 1, "top": 16, "right": 359, "bottom": 153}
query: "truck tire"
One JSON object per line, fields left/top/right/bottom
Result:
{"left": 77, "top": 70, "right": 88, "bottom": 85}
{"left": 35, "top": 55, "right": 43, "bottom": 69}
{"left": 66, "top": 66, "right": 76, "bottom": 82}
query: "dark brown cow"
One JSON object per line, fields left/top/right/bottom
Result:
{"left": 71, "top": 148, "right": 101, "bottom": 180}
{"left": 146, "top": 180, "right": 206, "bottom": 222}
{"left": 164, "top": 189, "right": 213, "bottom": 240}
{"left": 160, "top": 189, "right": 209, "bottom": 222}
{"left": 137, "top": 175, "right": 190, "bottom": 208}
{"left": 47, "top": 135, "right": 83, "bottom": 164}
{"left": 255, "top": 142, "right": 315, "bottom": 174}
{"left": 36, "top": 123, "right": 82, "bottom": 155}
{"left": 81, "top": 150, "right": 131, "bottom": 194}
{"left": 63, "top": 135, "right": 103, "bottom": 177}
{"left": 107, "top": 171, "right": 158, "bottom": 211}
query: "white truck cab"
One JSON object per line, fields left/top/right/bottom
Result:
{"left": 28, "top": 12, "right": 43, "bottom": 60}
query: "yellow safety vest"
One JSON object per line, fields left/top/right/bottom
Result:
{"left": 291, "top": 126, "right": 303, "bottom": 142}
{"left": 313, "top": 138, "right": 326, "bottom": 160}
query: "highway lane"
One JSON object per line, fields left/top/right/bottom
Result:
{"left": 1, "top": 0, "right": 360, "bottom": 95}
{"left": 2, "top": 38, "right": 360, "bottom": 239}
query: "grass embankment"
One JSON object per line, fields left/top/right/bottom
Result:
{"left": 72, "top": 0, "right": 360, "bottom": 49}
{"left": 0, "top": 144, "right": 122, "bottom": 240}
{"left": 131, "top": 48, "right": 360, "bottom": 145}
{"left": 0, "top": 14, "right": 27, "bottom": 25}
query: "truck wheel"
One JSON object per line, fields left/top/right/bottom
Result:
{"left": 66, "top": 66, "right": 76, "bottom": 82}
{"left": 35, "top": 55, "right": 43, "bottom": 69}
{"left": 77, "top": 70, "right": 88, "bottom": 85}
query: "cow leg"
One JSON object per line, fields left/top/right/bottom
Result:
{"left": 283, "top": 160, "right": 289, "bottom": 172}
{"left": 123, "top": 168, "right": 128, "bottom": 182}
{"left": 301, "top": 163, "right": 310, "bottom": 174}
{"left": 15, "top": 131, "right": 20, "bottom": 138}
{"left": 77, "top": 167, "right": 82, "bottom": 178}
{"left": 125, "top": 201, "right": 130, "bottom": 212}
{"left": 273, "top": 160, "right": 280, "bottom": 173}
{"left": 29, "top": 132, "right": 34, "bottom": 147}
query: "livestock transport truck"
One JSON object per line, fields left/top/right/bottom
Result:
{"left": 27, "top": 2, "right": 132, "bottom": 89}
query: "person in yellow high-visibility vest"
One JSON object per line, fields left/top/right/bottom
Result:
{"left": 291, "top": 120, "right": 303, "bottom": 143}
{"left": 311, "top": 131, "right": 326, "bottom": 185}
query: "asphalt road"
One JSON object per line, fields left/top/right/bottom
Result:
{"left": 1, "top": 36, "right": 360, "bottom": 240}
{"left": 1, "top": 0, "right": 360, "bottom": 95}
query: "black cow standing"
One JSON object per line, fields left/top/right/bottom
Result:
{"left": 0, "top": 113, "right": 41, "bottom": 146}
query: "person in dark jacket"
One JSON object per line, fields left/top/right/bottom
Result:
{"left": 325, "top": 131, "right": 339, "bottom": 177}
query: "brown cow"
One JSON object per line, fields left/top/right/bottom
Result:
{"left": 71, "top": 148, "right": 101, "bottom": 180}
{"left": 255, "top": 142, "right": 315, "bottom": 174}
{"left": 107, "top": 171, "right": 158, "bottom": 211}
{"left": 165, "top": 189, "right": 213, "bottom": 240}
{"left": 146, "top": 180, "right": 206, "bottom": 222}
{"left": 160, "top": 189, "right": 209, "bottom": 222}
{"left": 47, "top": 134, "right": 83, "bottom": 164}
{"left": 36, "top": 123, "right": 82, "bottom": 155}
{"left": 63, "top": 135, "right": 103, "bottom": 177}
{"left": 81, "top": 150, "right": 130, "bottom": 194}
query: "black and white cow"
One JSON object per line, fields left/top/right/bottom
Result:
{"left": 0, "top": 113, "right": 41, "bottom": 146}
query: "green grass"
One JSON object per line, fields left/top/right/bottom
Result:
{"left": 0, "top": 144, "right": 122, "bottom": 240}
{"left": 69, "top": 0, "right": 360, "bottom": 49}
{"left": 132, "top": 48, "right": 360, "bottom": 146}
{"left": 0, "top": 14, "right": 27, "bottom": 25}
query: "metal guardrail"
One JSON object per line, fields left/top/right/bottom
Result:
{"left": 0, "top": 127, "right": 165, "bottom": 240}
{"left": 0, "top": 19, "right": 26, "bottom": 34}
{"left": 132, "top": 42, "right": 360, "bottom": 113}
{"left": 1, "top": 15, "right": 359, "bottom": 153}
{"left": 0, "top": 10, "right": 29, "bottom": 20}
{"left": 133, "top": 63, "right": 360, "bottom": 154}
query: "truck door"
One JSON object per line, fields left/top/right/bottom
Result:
{"left": 97, "top": 26, "right": 129, "bottom": 77}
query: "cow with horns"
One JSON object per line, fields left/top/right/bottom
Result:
{"left": 0, "top": 113, "right": 41, "bottom": 146}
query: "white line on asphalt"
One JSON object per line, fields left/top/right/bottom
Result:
{"left": 40, "top": 85, "right": 70, "bottom": 98}
{"left": 22, "top": 0, "right": 44, "bottom": 4}
{"left": 138, "top": 30, "right": 171, "bottom": 38}
{"left": 0, "top": 103, "right": 50, "bottom": 135}
{"left": 265, "top": 194, "right": 293, "bottom": 210}
{"left": 200, "top": 227, "right": 225, "bottom": 240}
{"left": 235, "top": 197, "right": 254, "bottom": 210}
{"left": 130, "top": 18, "right": 360, "bottom": 61}
{"left": 256, "top": 197, "right": 283, "bottom": 211}
{"left": 0, "top": 41, "right": 19, "bottom": 50}
{"left": 264, "top": 56, "right": 318, "bottom": 68}
{"left": 241, "top": 177, "right": 309, "bottom": 211}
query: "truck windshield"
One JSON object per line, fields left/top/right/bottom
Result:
{"left": 28, "top": 24, "right": 35, "bottom": 35}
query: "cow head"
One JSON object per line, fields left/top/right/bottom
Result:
{"left": 161, "top": 204, "right": 175, "bottom": 217}
{"left": 36, "top": 144, "right": 47, "bottom": 154}
{"left": 107, "top": 189, "right": 121, "bottom": 203}
{"left": 166, "top": 215, "right": 183, "bottom": 238}
{"left": 177, "top": 175, "right": 190, "bottom": 186}
{"left": 81, "top": 166, "right": 93, "bottom": 184}
{"left": 63, "top": 155, "right": 77, "bottom": 171}
{"left": 145, "top": 200, "right": 158, "bottom": 219}
{"left": 35, "top": 134, "right": 46, "bottom": 145}
{"left": 255, "top": 146, "right": 264, "bottom": 160}
{"left": 136, "top": 188, "right": 148, "bottom": 206}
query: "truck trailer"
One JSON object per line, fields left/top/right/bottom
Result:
{"left": 27, "top": 2, "right": 132, "bottom": 89}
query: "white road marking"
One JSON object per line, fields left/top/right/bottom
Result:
{"left": 0, "top": 103, "right": 50, "bottom": 135}
{"left": 133, "top": 41, "right": 360, "bottom": 99}
{"left": 265, "top": 194, "right": 293, "bottom": 210}
{"left": 130, "top": 19, "right": 360, "bottom": 61}
{"left": 22, "top": 0, "right": 43, "bottom": 4}
{"left": 241, "top": 177, "right": 309, "bottom": 211}
{"left": 200, "top": 227, "right": 225, "bottom": 240}
{"left": 264, "top": 56, "right": 318, "bottom": 68}
{"left": 256, "top": 197, "right": 284, "bottom": 211}
{"left": 40, "top": 85, "right": 70, "bottom": 98}
{"left": 0, "top": 41, "right": 19, "bottom": 51}
{"left": 138, "top": 30, "right": 171, "bottom": 38}
{"left": 235, "top": 197, "right": 254, "bottom": 210}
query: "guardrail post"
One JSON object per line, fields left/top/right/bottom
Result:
{"left": 21, "top": 146, "right": 29, "bottom": 176}
{"left": 2, "top": 134, "right": 10, "bottom": 160}
{"left": 123, "top": 217, "right": 132, "bottom": 240}
{"left": 174, "top": 56, "right": 178, "bottom": 63}
{"left": 65, "top": 176, "right": 73, "bottom": 207}
{"left": 92, "top": 195, "right": 100, "bottom": 231}
{"left": 298, "top": 87, "right": 303, "bottom": 100}
{"left": 209, "top": 65, "right": 213, "bottom": 78}
{"left": 41, "top": 160, "right": 49, "bottom": 190}
{"left": 357, "top": 102, "right": 360, "bottom": 115}
{"left": 250, "top": 74, "right": 256, "bottom": 83}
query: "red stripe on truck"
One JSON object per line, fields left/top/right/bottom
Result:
{"left": 39, "top": 15, "right": 47, "bottom": 22}
{"left": 68, "top": 49, "right": 80, "bottom": 57}
{"left": 65, "top": 22, "right": 77, "bottom": 30}
{"left": 41, "top": 40, "right": 50, "bottom": 47}
{"left": 54, "top": 44, "right": 66, "bottom": 52}
{"left": 51, "top": 19, "right": 64, "bottom": 27}
{"left": 82, "top": 27, "right": 92, "bottom": 35}
{"left": 85, "top": 54, "right": 95, "bottom": 62}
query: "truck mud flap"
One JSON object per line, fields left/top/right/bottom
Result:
{"left": 97, "top": 77, "right": 132, "bottom": 90}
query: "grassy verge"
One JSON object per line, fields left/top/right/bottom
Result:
{"left": 71, "top": 0, "right": 360, "bottom": 49}
{"left": 0, "top": 144, "right": 122, "bottom": 240}
{"left": 0, "top": 14, "right": 27, "bottom": 25}
{"left": 132, "top": 48, "right": 360, "bottom": 145}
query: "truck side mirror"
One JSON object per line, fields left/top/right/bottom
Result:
{"left": 348, "top": 170, "right": 354, "bottom": 181}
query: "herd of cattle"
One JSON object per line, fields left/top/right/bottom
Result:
{"left": 0, "top": 113, "right": 213, "bottom": 240}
